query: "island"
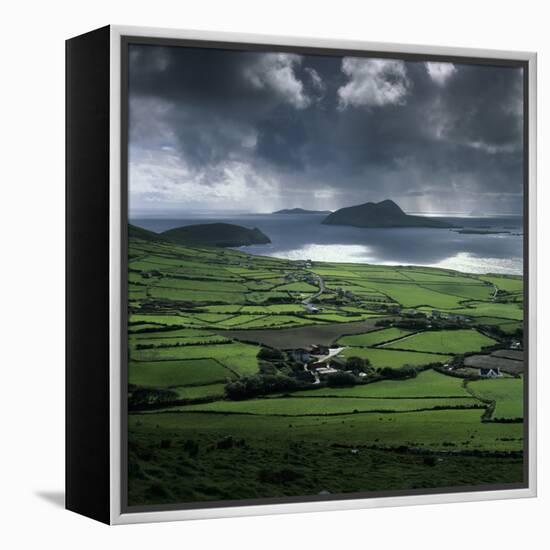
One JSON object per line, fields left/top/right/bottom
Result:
{"left": 272, "top": 208, "right": 332, "bottom": 215}
{"left": 160, "top": 222, "right": 271, "bottom": 247}
{"left": 322, "top": 199, "right": 453, "bottom": 228}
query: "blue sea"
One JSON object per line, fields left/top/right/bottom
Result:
{"left": 131, "top": 213, "right": 523, "bottom": 275}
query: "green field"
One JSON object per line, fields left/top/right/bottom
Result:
{"left": 292, "top": 369, "right": 469, "bottom": 398}
{"left": 479, "top": 275, "right": 523, "bottom": 293}
{"left": 132, "top": 342, "right": 260, "bottom": 376}
{"left": 338, "top": 327, "right": 413, "bottom": 347}
{"left": 126, "top": 231, "right": 525, "bottom": 506}
{"left": 130, "top": 408, "right": 521, "bottom": 452}
{"left": 129, "top": 359, "right": 234, "bottom": 387}
{"left": 166, "top": 395, "right": 480, "bottom": 415}
{"left": 341, "top": 347, "right": 451, "bottom": 368}
{"left": 171, "top": 383, "right": 227, "bottom": 400}
{"left": 385, "top": 329, "right": 497, "bottom": 354}
{"left": 128, "top": 410, "right": 523, "bottom": 505}
{"left": 469, "top": 378, "right": 524, "bottom": 419}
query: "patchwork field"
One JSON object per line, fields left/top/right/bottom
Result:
{"left": 126, "top": 231, "right": 525, "bottom": 507}
{"left": 338, "top": 327, "right": 413, "bottom": 347}
{"left": 129, "top": 359, "right": 234, "bottom": 387}
{"left": 291, "top": 369, "right": 469, "bottom": 398}
{"left": 340, "top": 347, "right": 451, "bottom": 368}
{"left": 383, "top": 329, "right": 497, "bottom": 354}
{"left": 469, "top": 378, "right": 524, "bottom": 419}
{"left": 464, "top": 351, "right": 524, "bottom": 375}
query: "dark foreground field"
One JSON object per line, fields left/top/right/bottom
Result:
{"left": 128, "top": 413, "right": 523, "bottom": 506}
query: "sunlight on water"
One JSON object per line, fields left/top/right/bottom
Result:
{"left": 263, "top": 244, "right": 376, "bottom": 263}
{"left": 134, "top": 215, "right": 523, "bottom": 277}
{"left": 264, "top": 246, "right": 521, "bottom": 275}
{"left": 428, "top": 252, "right": 522, "bottom": 275}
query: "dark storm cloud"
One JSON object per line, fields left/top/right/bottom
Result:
{"left": 128, "top": 44, "right": 524, "bottom": 214}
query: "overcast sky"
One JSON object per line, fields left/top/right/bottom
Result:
{"left": 128, "top": 44, "right": 524, "bottom": 216}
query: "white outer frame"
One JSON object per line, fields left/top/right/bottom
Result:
{"left": 108, "top": 25, "right": 537, "bottom": 525}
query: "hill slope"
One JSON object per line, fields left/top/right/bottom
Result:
{"left": 129, "top": 223, "right": 171, "bottom": 243}
{"left": 161, "top": 223, "right": 271, "bottom": 247}
{"left": 322, "top": 200, "right": 452, "bottom": 228}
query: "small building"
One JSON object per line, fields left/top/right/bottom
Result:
{"left": 448, "top": 313, "right": 471, "bottom": 322}
{"left": 305, "top": 303, "right": 320, "bottom": 314}
{"left": 310, "top": 344, "right": 329, "bottom": 356}
{"left": 316, "top": 366, "right": 339, "bottom": 376}
{"left": 479, "top": 367, "right": 501, "bottom": 378}
{"left": 510, "top": 341, "right": 521, "bottom": 350}
{"left": 431, "top": 309, "right": 442, "bottom": 318}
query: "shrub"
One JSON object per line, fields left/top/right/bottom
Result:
{"left": 346, "top": 356, "right": 372, "bottom": 374}
{"left": 216, "top": 436, "right": 234, "bottom": 450}
{"left": 294, "top": 369, "right": 316, "bottom": 383}
{"left": 183, "top": 439, "right": 199, "bottom": 458}
{"left": 128, "top": 387, "right": 178, "bottom": 410}
{"left": 259, "top": 362, "right": 278, "bottom": 375}
{"left": 258, "top": 468, "right": 301, "bottom": 484}
{"left": 379, "top": 366, "right": 417, "bottom": 380}
{"left": 326, "top": 371, "right": 357, "bottom": 387}
{"left": 423, "top": 456, "right": 436, "bottom": 467}
{"left": 257, "top": 347, "right": 284, "bottom": 361}
{"left": 225, "top": 374, "right": 303, "bottom": 400}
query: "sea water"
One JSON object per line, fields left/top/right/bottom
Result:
{"left": 131, "top": 213, "right": 523, "bottom": 275}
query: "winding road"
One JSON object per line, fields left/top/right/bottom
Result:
{"left": 302, "top": 272, "right": 326, "bottom": 305}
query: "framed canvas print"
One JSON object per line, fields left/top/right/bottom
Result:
{"left": 66, "top": 25, "right": 537, "bottom": 525}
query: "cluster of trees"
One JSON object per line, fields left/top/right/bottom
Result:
{"left": 376, "top": 317, "right": 480, "bottom": 332}
{"left": 325, "top": 371, "right": 357, "bottom": 387}
{"left": 378, "top": 366, "right": 418, "bottom": 380}
{"left": 475, "top": 322, "right": 523, "bottom": 342}
{"left": 345, "top": 356, "right": 372, "bottom": 374}
{"left": 257, "top": 347, "right": 285, "bottom": 361}
{"left": 128, "top": 323, "right": 177, "bottom": 335}
{"left": 225, "top": 374, "right": 306, "bottom": 400}
{"left": 135, "top": 339, "right": 226, "bottom": 350}
{"left": 376, "top": 318, "right": 429, "bottom": 330}
{"left": 128, "top": 386, "right": 178, "bottom": 410}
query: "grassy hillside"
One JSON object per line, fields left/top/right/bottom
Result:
{"left": 126, "top": 229, "right": 524, "bottom": 507}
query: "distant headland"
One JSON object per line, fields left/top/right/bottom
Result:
{"left": 129, "top": 222, "right": 271, "bottom": 248}
{"left": 322, "top": 199, "right": 453, "bottom": 229}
